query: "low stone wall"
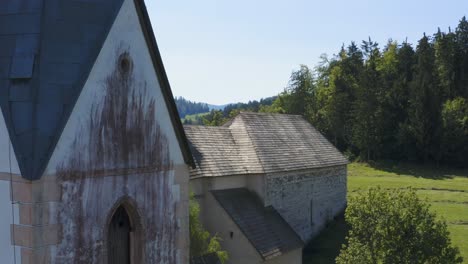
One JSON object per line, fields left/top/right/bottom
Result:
{"left": 265, "top": 165, "right": 347, "bottom": 242}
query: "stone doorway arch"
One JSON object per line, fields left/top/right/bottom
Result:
{"left": 106, "top": 198, "right": 144, "bottom": 264}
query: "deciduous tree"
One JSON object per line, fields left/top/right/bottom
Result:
{"left": 189, "top": 193, "right": 228, "bottom": 263}
{"left": 337, "top": 187, "right": 463, "bottom": 264}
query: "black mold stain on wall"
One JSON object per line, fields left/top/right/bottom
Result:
{"left": 59, "top": 49, "right": 171, "bottom": 177}
{"left": 55, "top": 48, "right": 178, "bottom": 263}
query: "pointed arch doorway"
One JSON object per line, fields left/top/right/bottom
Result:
{"left": 107, "top": 202, "right": 144, "bottom": 264}
{"left": 108, "top": 206, "right": 131, "bottom": 264}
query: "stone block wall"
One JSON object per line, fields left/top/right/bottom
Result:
{"left": 265, "top": 165, "right": 347, "bottom": 242}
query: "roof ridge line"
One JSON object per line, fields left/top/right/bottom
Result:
{"left": 134, "top": 0, "right": 194, "bottom": 168}
{"left": 228, "top": 115, "right": 266, "bottom": 174}
{"left": 238, "top": 111, "right": 303, "bottom": 117}
{"left": 301, "top": 118, "right": 349, "bottom": 164}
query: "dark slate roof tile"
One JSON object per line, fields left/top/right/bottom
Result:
{"left": 42, "top": 0, "right": 60, "bottom": 20}
{"left": 9, "top": 54, "right": 35, "bottom": 79}
{"left": 11, "top": 101, "right": 33, "bottom": 134}
{"left": 33, "top": 131, "right": 54, "bottom": 166}
{"left": 16, "top": 131, "right": 34, "bottom": 157}
{"left": 0, "top": 79, "right": 8, "bottom": 101}
{"left": 62, "top": 2, "right": 108, "bottom": 24}
{"left": 0, "top": 36, "right": 17, "bottom": 56}
{"left": 43, "top": 21, "right": 82, "bottom": 43}
{"left": 35, "top": 103, "right": 62, "bottom": 135}
{"left": 0, "top": 57, "right": 11, "bottom": 78}
{"left": 14, "top": 34, "right": 40, "bottom": 55}
{"left": 41, "top": 42, "right": 83, "bottom": 63}
{"left": 40, "top": 62, "right": 80, "bottom": 85}
{"left": 0, "top": 0, "right": 42, "bottom": 15}
{"left": 0, "top": 13, "right": 42, "bottom": 35}
{"left": 9, "top": 80, "right": 33, "bottom": 101}
{"left": 36, "top": 84, "right": 62, "bottom": 103}
{"left": 212, "top": 188, "right": 303, "bottom": 260}
{"left": 0, "top": 0, "right": 195, "bottom": 179}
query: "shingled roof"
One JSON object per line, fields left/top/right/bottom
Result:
{"left": 184, "top": 125, "right": 263, "bottom": 178}
{"left": 0, "top": 0, "right": 193, "bottom": 180}
{"left": 212, "top": 188, "right": 304, "bottom": 260}
{"left": 185, "top": 112, "right": 348, "bottom": 178}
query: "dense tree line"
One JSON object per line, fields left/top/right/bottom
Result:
{"left": 175, "top": 96, "right": 210, "bottom": 118}
{"left": 222, "top": 96, "right": 277, "bottom": 116}
{"left": 200, "top": 97, "right": 277, "bottom": 126}
{"left": 177, "top": 96, "right": 276, "bottom": 125}
{"left": 267, "top": 17, "right": 468, "bottom": 167}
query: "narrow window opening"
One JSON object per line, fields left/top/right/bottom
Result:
{"left": 229, "top": 231, "right": 234, "bottom": 239}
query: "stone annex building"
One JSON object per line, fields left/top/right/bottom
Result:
{"left": 0, "top": 0, "right": 348, "bottom": 264}
{"left": 186, "top": 112, "right": 348, "bottom": 264}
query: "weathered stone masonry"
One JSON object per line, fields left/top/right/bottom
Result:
{"left": 266, "top": 165, "right": 347, "bottom": 241}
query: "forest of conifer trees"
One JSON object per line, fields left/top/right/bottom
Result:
{"left": 174, "top": 96, "right": 210, "bottom": 118}
{"left": 263, "top": 17, "right": 468, "bottom": 166}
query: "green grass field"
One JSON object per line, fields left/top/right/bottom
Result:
{"left": 304, "top": 162, "right": 468, "bottom": 263}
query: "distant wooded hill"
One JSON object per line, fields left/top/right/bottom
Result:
{"left": 175, "top": 96, "right": 277, "bottom": 125}
{"left": 174, "top": 97, "right": 210, "bottom": 118}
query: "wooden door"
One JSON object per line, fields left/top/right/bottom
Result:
{"left": 108, "top": 206, "right": 131, "bottom": 264}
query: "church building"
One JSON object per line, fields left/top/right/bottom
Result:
{"left": 0, "top": 0, "right": 193, "bottom": 263}
{"left": 0, "top": 1, "right": 348, "bottom": 263}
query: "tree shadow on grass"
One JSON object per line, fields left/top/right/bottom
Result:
{"left": 303, "top": 213, "right": 349, "bottom": 264}
{"left": 367, "top": 160, "right": 468, "bottom": 180}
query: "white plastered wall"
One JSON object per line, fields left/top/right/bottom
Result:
{"left": 44, "top": 0, "right": 185, "bottom": 175}
{"left": 205, "top": 192, "right": 263, "bottom": 264}
{"left": 40, "top": 0, "right": 190, "bottom": 262}
{"left": 0, "top": 109, "right": 21, "bottom": 175}
{"left": 0, "top": 109, "right": 21, "bottom": 264}
{"left": 190, "top": 174, "right": 265, "bottom": 227}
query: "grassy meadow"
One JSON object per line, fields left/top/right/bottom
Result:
{"left": 304, "top": 162, "right": 468, "bottom": 263}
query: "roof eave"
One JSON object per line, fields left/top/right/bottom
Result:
{"left": 133, "top": 0, "right": 195, "bottom": 168}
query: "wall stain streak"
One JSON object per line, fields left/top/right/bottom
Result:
{"left": 54, "top": 48, "right": 177, "bottom": 264}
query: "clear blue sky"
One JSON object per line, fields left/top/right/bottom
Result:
{"left": 146, "top": 0, "right": 468, "bottom": 105}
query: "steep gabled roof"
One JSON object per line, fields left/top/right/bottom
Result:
{"left": 212, "top": 188, "right": 304, "bottom": 260}
{"left": 185, "top": 112, "right": 348, "bottom": 177}
{"left": 234, "top": 112, "right": 348, "bottom": 173}
{"left": 0, "top": 0, "right": 193, "bottom": 180}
